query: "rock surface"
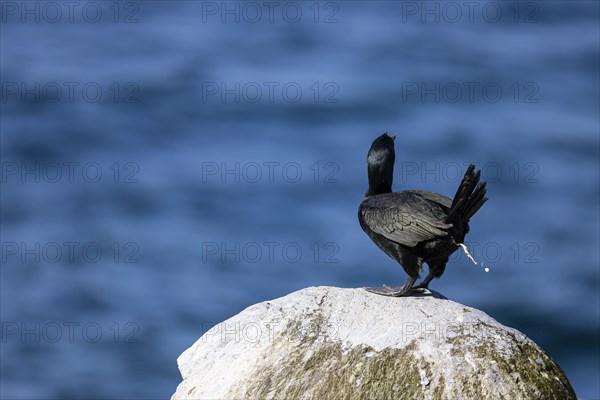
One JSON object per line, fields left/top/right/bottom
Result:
{"left": 172, "top": 286, "right": 576, "bottom": 400}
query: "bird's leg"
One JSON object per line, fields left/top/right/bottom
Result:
{"left": 392, "top": 276, "right": 418, "bottom": 297}
{"left": 365, "top": 276, "right": 417, "bottom": 297}
{"left": 414, "top": 258, "right": 447, "bottom": 290}
{"left": 414, "top": 271, "right": 434, "bottom": 290}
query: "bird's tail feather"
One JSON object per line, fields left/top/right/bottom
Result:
{"left": 446, "top": 164, "right": 488, "bottom": 223}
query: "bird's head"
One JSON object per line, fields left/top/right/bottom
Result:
{"left": 366, "top": 132, "right": 396, "bottom": 197}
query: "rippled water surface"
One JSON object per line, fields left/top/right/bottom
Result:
{"left": 1, "top": 1, "right": 599, "bottom": 398}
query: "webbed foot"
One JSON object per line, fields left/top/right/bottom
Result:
{"left": 364, "top": 285, "right": 433, "bottom": 297}
{"left": 365, "top": 276, "right": 418, "bottom": 297}
{"left": 365, "top": 285, "right": 412, "bottom": 297}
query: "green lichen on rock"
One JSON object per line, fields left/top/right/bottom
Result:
{"left": 244, "top": 336, "right": 430, "bottom": 399}
{"left": 446, "top": 322, "right": 576, "bottom": 399}
{"left": 494, "top": 330, "right": 576, "bottom": 399}
{"left": 432, "top": 375, "right": 446, "bottom": 400}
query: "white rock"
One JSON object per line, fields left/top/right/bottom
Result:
{"left": 172, "top": 286, "right": 576, "bottom": 400}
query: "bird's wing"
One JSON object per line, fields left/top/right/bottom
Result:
{"left": 360, "top": 192, "right": 453, "bottom": 247}
{"left": 406, "top": 190, "right": 453, "bottom": 209}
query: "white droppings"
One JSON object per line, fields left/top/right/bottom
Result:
{"left": 458, "top": 243, "right": 478, "bottom": 265}
{"left": 457, "top": 243, "right": 491, "bottom": 273}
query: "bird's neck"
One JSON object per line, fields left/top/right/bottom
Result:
{"left": 365, "top": 167, "right": 393, "bottom": 198}
{"left": 365, "top": 184, "right": 392, "bottom": 198}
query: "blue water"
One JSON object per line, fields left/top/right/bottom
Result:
{"left": 1, "top": 1, "right": 599, "bottom": 398}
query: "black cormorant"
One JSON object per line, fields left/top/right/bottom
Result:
{"left": 358, "top": 133, "right": 488, "bottom": 296}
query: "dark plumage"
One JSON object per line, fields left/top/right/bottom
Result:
{"left": 358, "top": 133, "right": 488, "bottom": 296}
